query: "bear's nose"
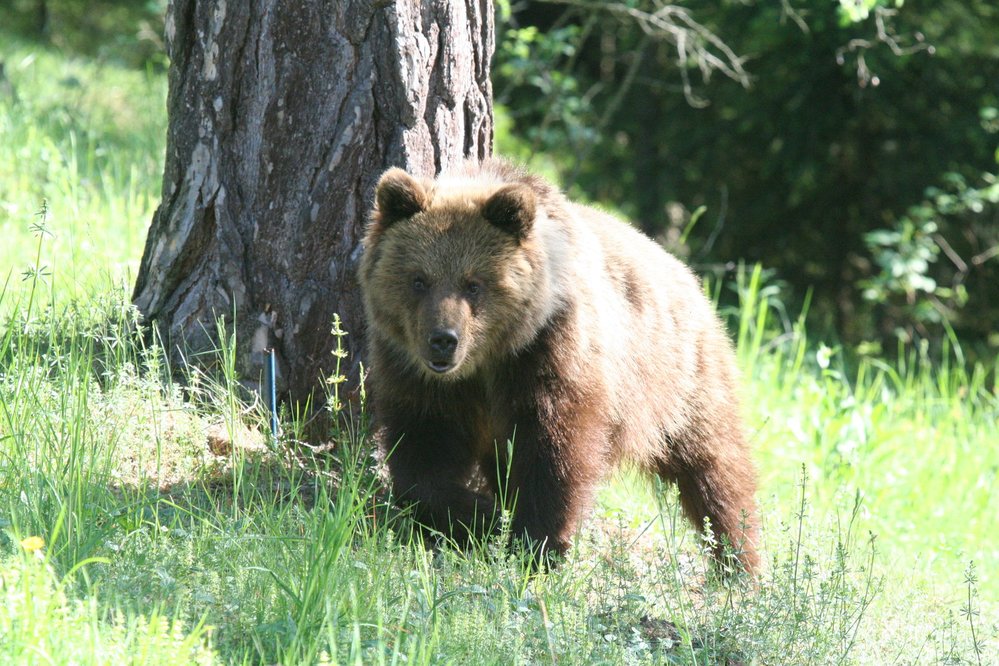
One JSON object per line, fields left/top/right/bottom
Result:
{"left": 428, "top": 329, "right": 458, "bottom": 357}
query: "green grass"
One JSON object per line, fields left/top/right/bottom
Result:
{"left": 0, "top": 34, "right": 165, "bottom": 304}
{"left": 2, "top": 35, "right": 998, "bottom": 664}
{"left": 0, "top": 552, "right": 215, "bottom": 664}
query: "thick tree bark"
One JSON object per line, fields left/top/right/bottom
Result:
{"left": 133, "top": 0, "right": 494, "bottom": 400}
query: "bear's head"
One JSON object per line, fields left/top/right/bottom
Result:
{"left": 359, "top": 166, "right": 553, "bottom": 381}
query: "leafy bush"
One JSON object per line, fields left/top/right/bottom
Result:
{"left": 863, "top": 169, "right": 999, "bottom": 355}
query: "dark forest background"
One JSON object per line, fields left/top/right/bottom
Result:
{"left": 5, "top": 0, "right": 997, "bottom": 369}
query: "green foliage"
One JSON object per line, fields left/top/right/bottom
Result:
{"left": 494, "top": 0, "right": 999, "bottom": 363}
{"left": 837, "top": 0, "right": 904, "bottom": 25}
{"left": 862, "top": 170, "right": 999, "bottom": 348}
{"left": 1, "top": 0, "right": 168, "bottom": 67}
{"left": 864, "top": 219, "right": 942, "bottom": 301}
{"left": 495, "top": 23, "right": 599, "bottom": 173}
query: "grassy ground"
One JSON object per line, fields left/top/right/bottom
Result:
{"left": 0, "top": 35, "right": 163, "bottom": 304}
{"left": 1, "top": 36, "right": 997, "bottom": 664}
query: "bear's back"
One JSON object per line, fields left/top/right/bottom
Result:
{"left": 549, "top": 201, "right": 738, "bottom": 464}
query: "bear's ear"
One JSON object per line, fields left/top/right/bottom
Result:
{"left": 374, "top": 168, "right": 430, "bottom": 229}
{"left": 481, "top": 184, "right": 537, "bottom": 240}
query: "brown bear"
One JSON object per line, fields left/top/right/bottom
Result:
{"left": 358, "top": 158, "right": 760, "bottom": 572}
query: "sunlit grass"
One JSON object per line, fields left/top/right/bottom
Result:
{"left": 0, "top": 34, "right": 165, "bottom": 304}
{"left": 1, "top": 33, "right": 997, "bottom": 665}
{"left": 727, "top": 266, "right": 999, "bottom": 596}
{"left": 0, "top": 549, "right": 214, "bottom": 664}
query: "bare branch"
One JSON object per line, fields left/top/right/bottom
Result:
{"left": 836, "top": 7, "right": 934, "bottom": 87}
{"left": 933, "top": 233, "right": 969, "bottom": 275}
{"left": 540, "top": 0, "right": 750, "bottom": 106}
{"left": 971, "top": 245, "right": 999, "bottom": 267}
{"left": 779, "top": 0, "right": 809, "bottom": 34}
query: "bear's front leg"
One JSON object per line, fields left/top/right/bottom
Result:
{"left": 383, "top": 416, "right": 500, "bottom": 547}
{"left": 503, "top": 390, "right": 609, "bottom": 562}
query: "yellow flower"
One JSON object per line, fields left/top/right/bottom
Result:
{"left": 20, "top": 536, "right": 45, "bottom": 552}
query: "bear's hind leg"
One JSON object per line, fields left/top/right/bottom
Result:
{"left": 659, "top": 443, "right": 760, "bottom": 574}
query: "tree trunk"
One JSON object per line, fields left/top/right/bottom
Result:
{"left": 133, "top": 0, "right": 494, "bottom": 401}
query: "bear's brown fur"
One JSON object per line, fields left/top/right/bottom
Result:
{"left": 358, "top": 159, "right": 760, "bottom": 572}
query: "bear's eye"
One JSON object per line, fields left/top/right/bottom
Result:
{"left": 412, "top": 276, "right": 427, "bottom": 293}
{"left": 464, "top": 280, "right": 482, "bottom": 298}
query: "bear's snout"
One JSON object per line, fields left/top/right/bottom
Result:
{"left": 426, "top": 328, "right": 459, "bottom": 372}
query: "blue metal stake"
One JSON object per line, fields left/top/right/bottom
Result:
{"left": 268, "top": 348, "right": 278, "bottom": 441}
